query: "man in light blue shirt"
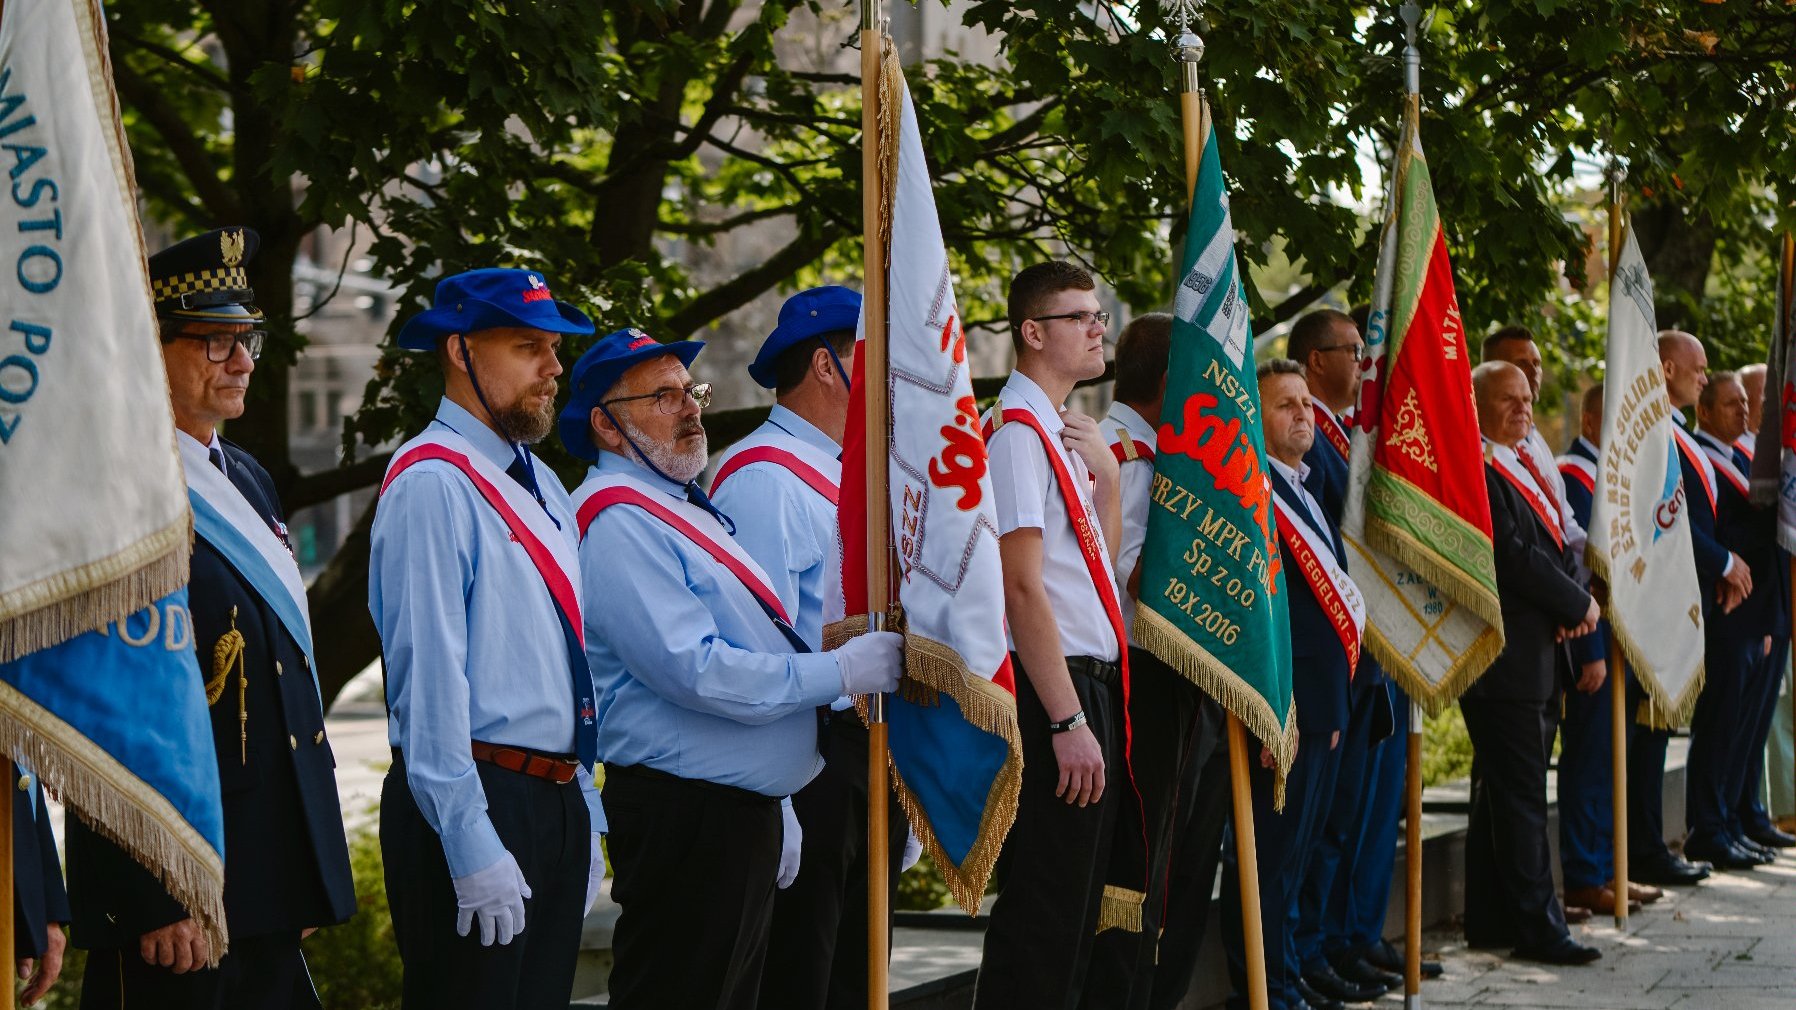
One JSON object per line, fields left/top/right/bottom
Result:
{"left": 370, "top": 268, "right": 605, "bottom": 1010}
{"left": 558, "top": 327, "right": 903, "bottom": 1010}
{"left": 711, "top": 286, "right": 916, "bottom": 1010}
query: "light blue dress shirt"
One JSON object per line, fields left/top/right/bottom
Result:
{"left": 370, "top": 397, "right": 604, "bottom": 879}
{"left": 709, "top": 405, "right": 839, "bottom": 651}
{"left": 580, "top": 450, "right": 844, "bottom": 796}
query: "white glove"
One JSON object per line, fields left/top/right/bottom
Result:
{"left": 834, "top": 630, "right": 905, "bottom": 696}
{"left": 778, "top": 796, "right": 803, "bottom": 889}
{"left": 901, "top": 829, "right": 923, "bottom": 873}
{"left": 452, "top": 851, "right": 532, "bottom": 946}
{"left": 583, "top": 833, "right": 605, "bottom": 916}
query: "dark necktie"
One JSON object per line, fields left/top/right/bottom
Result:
{"left": 683, "top": 481, "right": 738, "bottom": 536}
{"left": 505, "top": 457, "right": 594, "bottom": 765}
{"left": 208, "top": 446, "right": 226, "bottom": 474}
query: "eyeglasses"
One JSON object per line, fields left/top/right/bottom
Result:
{"left": 1030, "top": 310, "right": 1111, "bottom": 328}
{"left": 602, "top": 381, "right": 713, "bottom": 414}
{"left": 167, "top": 329, "right": 266, "bottom": 363}
{"left": 1316, "top": 343, "right": 1364, "bottom": 361}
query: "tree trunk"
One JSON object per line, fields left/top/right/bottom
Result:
{"left": 1630, "top": 199, "right": 1717, "bottom": 331}
{"left": 308, "top": 499, "right": 380, "bottom": 711}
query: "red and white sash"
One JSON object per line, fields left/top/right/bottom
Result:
{"left": 1697, "top": 434, "right": 1750, "bottom": 499}
{"left": 1671, "top": 424, "right": 1718, "bottom": 514}
{"left": 1107, "top": 421, "right": 1156, "bottom": 467}
{"left": 982, "top": 408, "right": 1126, "bottom": 673}
{"left": 573, "top": 470, "right": 793, "bottom": 626}
{"left": 1486, "top": 442, "right": 1565, "bottom": 550}
{"left": 1271, "top": 492, "right": 1365, "bottom": 671}
{"left": 1313, "top": 402, "right": 1351, "bottom": 461}
{"left": 709, "top": 430, "right": 842, "bottom": 506}
{"left": 382, "top": 429, "right": 583, "bottom": 644}
{"left": 1556, "top": 453, "right": 1596, "bottom": 496}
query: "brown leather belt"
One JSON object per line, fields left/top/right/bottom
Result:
{"left": 470, "top": 740, "right": 579, "bottom": 785}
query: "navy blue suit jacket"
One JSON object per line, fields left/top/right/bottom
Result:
{"left": 1674, "top": 423, "right": 1731, "bottom": 608}
{"left": 1558, "top": 438, "right": 1607, "bottom": 667}
{"left": 1697, "top": 431, "right": 1789, "bottom": 640}
{"left": 1274, "top": 471, "right": 1354, "bottom": 734}
{"left": 1301, "top": 412, "right": 1388, "bottom": 693}
{"left": 67, "top": 441, "right": 355, "bottom": 949}
{"left": 13, "top": 782, "right": 67, "bottom": 959}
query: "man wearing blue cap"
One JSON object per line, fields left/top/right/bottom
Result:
{"left": 559, "top": 326, "right": 904, "bottom": 1009}
{"left": 370, "top": 267, "right": 605, "bottom": 1009}
{"left": 68, "top": 228, "right": 355, "bottom": 1010}
{"left": 707, "top": 286, "right": 916, "bottom": 1010}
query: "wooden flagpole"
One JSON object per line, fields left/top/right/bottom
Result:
{"left": 861, "top": 2, "right": 892, "bottom": 1006}
{"left": 1174, "top": 19, "right": 1267, "bottom": 1010}
{"left": 1782, "top": 231, "right": 1794, "bottom": 837}
{"left": 1397, "top": 7, "right": 1425, "bottom": 1004}
{"left": 1607, "top": 174, "right": 1630, "bottom": 931}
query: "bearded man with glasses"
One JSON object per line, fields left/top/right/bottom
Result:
{"left": 67, "top": 228, "right": 355, "bottom": 1010}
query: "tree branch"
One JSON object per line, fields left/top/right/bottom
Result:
{"left": 115, "top": 33, "right": 231, "bottom": 91}
{"left": 282, "top": 452, "right": 394, "bottom": 513}
{"left": 111, "top": 58, "right": 244, "bottom": 221}
{"left": 663, "top": 226, "right": 847, "bottom": 338}
{"left": 659, "top": 204, "right": 797, "bottom": 236}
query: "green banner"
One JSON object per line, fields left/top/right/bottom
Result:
{"left": 1135, "top": 112, "right": 1295, "bottom": 791}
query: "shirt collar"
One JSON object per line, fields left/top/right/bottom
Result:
{"left": 1694, "top": 427, "right": 1732, "bottom": 453}
{"left": 594, "top": 446, "right": 687, "bottom": 497}
{"left": 175, "top": 428, "right": 225, "bottom": 476}
{"left": 1572, "top": 435, "right": 1599, "bottom": 459}
{"left": 1105, "top": 401, "right": 1154, "bottom": 445}
{"left": 1267, "top": 455, "right": 1310, "bottom": 487}
{"left": 767, "top": 404, "right": 840, "bottom": 453}
{"left": 433, "top": 396, "right": 518, "bottom": 472}
{"left": 1001, "top": 370, "right": 1064, "bottom": 435}
{"left": 1673, "top": 408, "right": 1691, "bottom": 430}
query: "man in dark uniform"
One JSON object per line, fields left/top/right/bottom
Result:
{"left": 1655, "top": 331, "right": 1753, "bottom": 876}
{"left": 1462, "top": 361, "right": 1601, "bottom": 966}
{"left": 15, "top": 768, "right": 69, "bottom": 1006}
{"left": 1285, "top": 311, "right": 1405, "bottom": 1001}
{"left": 1553, "top": 385, "right": 1661, "bottom": 916}
{"left": 1689, "top": 370, "right": 1786, "bottom": 868}
{"left": 66, "top": 229, "right": 356, "bottom": 1009}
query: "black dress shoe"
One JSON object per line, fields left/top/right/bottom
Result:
{"left": 1632, "top": 853, "right": 1710, "bottom": 885}
{"left": 1293, "top": 976, "right": 1345, "bottom": 1010}
{"left": 1737, "top": 837, "right": 1779, "bottom": 863}
{"left": 1328, "top": 949, "right": 1401, "bottom": 991}
{"left": 1684, "top": 836, "right": 1762, "bottom": 870}
{"left": 1365, "top": 938, "right": 1443, "bottom": 978}
{"left": 1304, "top": 964, "right": 1384, "bottom": 1003}
{"left": 1513, "top": 936, "right": 1602, "bottom": 966}
{"left": 1747, "top": 823, "right": 1796, "bottom": 848}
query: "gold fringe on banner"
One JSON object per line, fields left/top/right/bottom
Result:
{"left": 1586, "top": 552, "right": 1706, "bottom": 730}
{"left": 1133, "top": 607, "right": 1299, "bottom": 810}
{"left": 873, "top": 35, "right": 902, "bottom": 260}
{"left": 826, "top": 614, "right": 1023, "bottom": 915}
{"left": 0, "top": 682, "right": 226, "bottom": 961}
{"left": 1096, "top": 884, "right": 1145, "bottom": 934}
{"left": 0, "top": 524, "right": 190, "bottom": 664}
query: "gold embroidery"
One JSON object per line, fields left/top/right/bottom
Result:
{"left": 220, "top": 229, "right": 246, "bottom": 267}
{"left": 1384, "top": 388, "right": 1438, "bottom": 473}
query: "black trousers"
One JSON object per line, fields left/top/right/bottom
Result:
{"left": 1081, "top": 650, "right": 1210, "bottom": 1010}
{"left": 1627, "top": 658, "right": 1675, "bottom": 863}
{"left": 974, "top": 656, "right": 1124, "bottom": 1010}
{"left": 1461, "top": 697, "right": 1569, "bottom": 951}
{"left": 79, "top": 931, "right": 316, "bottom": 1010}
{"left": 381, "top": 754, "right": 589, "bottom": 1010}
{"left": 1687, "top": 632, "right": 1758, "bottom": 843}
{"left": 758, "top": 716, "right": 908, "bottom": 1010}
{"left": 1737, "top": 637, "right": 1790, "bottom": 833}
{"left": 1146, "top": 697, "right": 1229, "bottom": 1010}
{"left": 604, "top": 763, "right": 782, "bottom": 1010}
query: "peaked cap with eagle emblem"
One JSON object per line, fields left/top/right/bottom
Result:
{"left": 147, "top": 227, "right": 266, "bottom": 323}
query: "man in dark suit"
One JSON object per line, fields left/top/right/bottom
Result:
{"left": 14, "top": 770, "right": 69, "bottom": 1006}
{"left": 1689, "top": 370, "right": 1787, "bottom": 868}
{"left": 1553, "top": 385, "right": 1662, "bottom": 916}
{"left": 1286, "top": 311, "right": 1409, "bottom": 1000}
{"left": 1650, "top": 331, "right": 1754, "bottom": 878}
{"left": 1219, "top": 359, "right": 1366, "bottom": 1010}
{"left": 1461, "top": 361, "right": 1601, "bottom": 966}
{"left": 66, "top": 229, "right": 356, "bottom": 1009}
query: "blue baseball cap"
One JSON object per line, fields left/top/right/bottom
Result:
{"left": 395, "top": 267, "right": 595, "bottom": 351}
{"left": 747, "top": 285, "right": 862, "bottom": 388}
{"left": 557, "top": 327, "right": 706, "bottom": 461}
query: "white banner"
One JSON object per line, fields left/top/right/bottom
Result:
{"left": 1589, "top": 220, "right": 1705, "bottom": 725}
{"left": 0, "top": 0, "right": 188, "bottom": 660}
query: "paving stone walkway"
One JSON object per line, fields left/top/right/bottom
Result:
{"left": 1394, "top": 855, "right": 1796, "bottom": 1009}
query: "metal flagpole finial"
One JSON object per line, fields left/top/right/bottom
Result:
{"left": 1400, "top": 2, "right": 1422, "bottom": 96}
{"left": 1168, "top": 1, "right": 1204, "bottom": 89}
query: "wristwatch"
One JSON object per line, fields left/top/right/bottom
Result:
{"left": 1048, "top": 710, "right": 1089, "bottom": 734}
